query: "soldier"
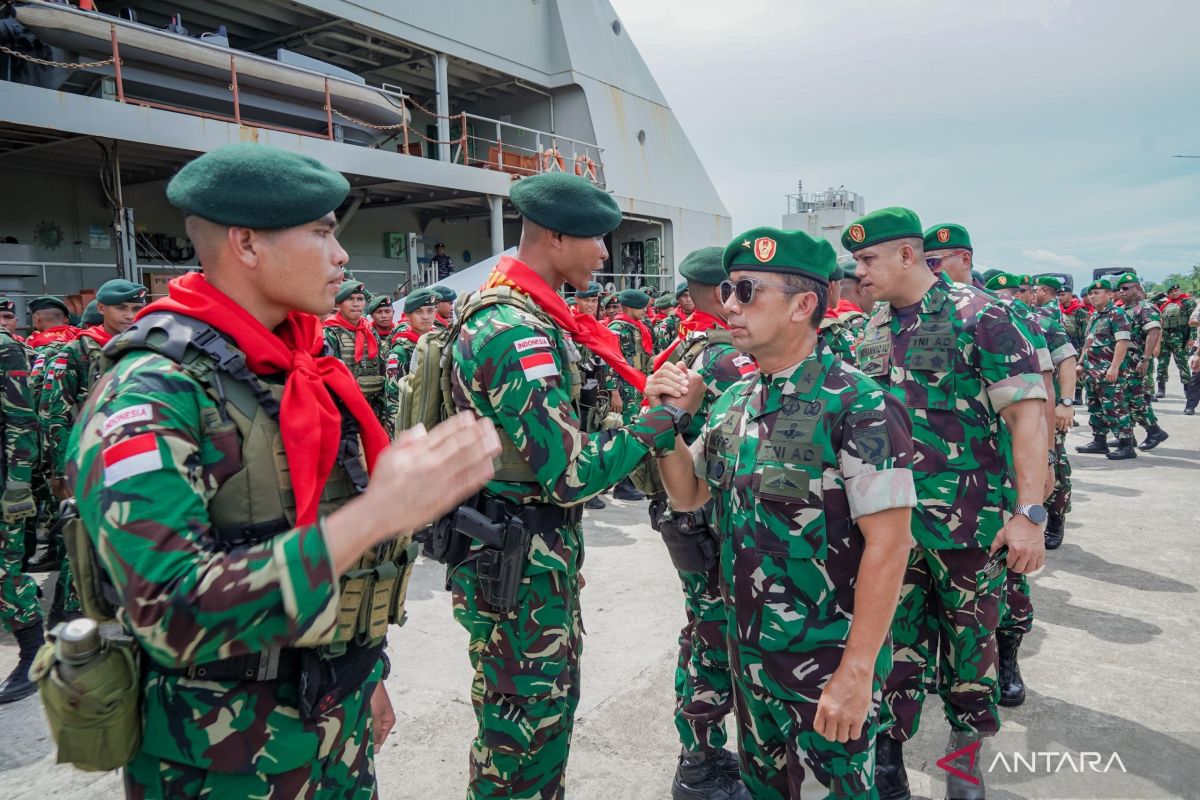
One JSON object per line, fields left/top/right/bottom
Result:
{"left": 1076, "top": 279, "right": 1136, "bottom": 459}
{"left": 1057, "top": 285, "right": 1090, "bottom": 403}
{"left": 1030, "top": 276, "right": 1080, "bottom": 549}
{"left": 602, "top": 292, "right": 620, "bottom": 322}
{"left": 609, "top": 288, "right": 655, "bottom": 502}
{"left": 1115, "top": 274, "right": 1168, "bottom": 450}
{"left": 0, "top": 298, "right": 21, "bottom": 339}
{"left": 847, "top": 208, "right": 1048, "bottom": 800}
{"left": 433, "top": 241, "right": 455, "bottom": 281}
{"left": 432, "top": 285, "right": 457, "bottom": 329}
{"left": 1155, "top": 282, "right": 1195, "bottom": 397}
{"left": 367, "top": 294, "right": 399, "bottom": 347}
{"left": 1186, "top": 303, "right": 1200, "bottom": 415}
{"left": 67, "top": 143, "right": 499, "bottom": 796}
{"left": 819, "top": 263, "right": 859, "bottom": 365}
{"left": 383, "top": 288, "right": 438, "bottom": 436}
{"left": 0, "top": 308, "right": 40, "bottom": 703}
{"left": 654, "top": 293, "right": 680, "bottom": 350}
{"left": 652, "top": 227, "right": 916, "bottom": 798}
{"left": 26, "top": 296, "right": 80, "bottom": 349}
{"left": 644, "top": 246, "right": 757, "bottom": 800}
{"left": 324, "top": 280, "right": 388, "bottom": 428}
{"left": 445, "top": 171, "right": 681, "bottom": 799}
{"left": 571, "top": 281, "right": 619, "bottom": 511}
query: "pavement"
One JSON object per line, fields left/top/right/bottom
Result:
{"left": 1, "top": 387, "right": 1197, "bottom": 799}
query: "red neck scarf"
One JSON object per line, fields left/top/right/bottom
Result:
{"left": 612, "top": 313, "right": 653, "bottom": 355}
{"left": 435, "top": 313, "right": 450, "bottom": 327}
{"left": 486, "top": 257, "right": 648, "bottom": 392}
{"left": 143, "top": 273, "right": 389, "bottom": 526}
{"left": 79, "top": 325, "right": 114, "bottom": 347}
{"left": 29, "top": 325, "right": 80, "bottom": 349}
{"left": 653, "top": 311, "right": 727, "bottom": 370}
{"left": 324, "top": 312, "right": 380, "bottom": 362}
{"left": 1060, "top": 298, "right": 1085, "bottom": 314}
{"left": 1160, "top": 293, "right": 1191, "bottom": 310}
{"left": 372, "top": 322, "right": 394, "bottom": 339}
{"left": 396, "top": 328, "right": 422, "bottom": 343}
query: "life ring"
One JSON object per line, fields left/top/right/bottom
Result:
{"left": 540, "top": 148, "right": 565, "bottom": 173}
{"left": 574, "top": 154, "right": 598, "bottom": 182}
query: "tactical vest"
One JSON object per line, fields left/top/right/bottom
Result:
{"left": 80, "top": 314, "right": 416, "bottom": 660}
{"left": 1161, "top": 301, "right": 1186, "bottom": 330}
{"left": 613, "top": 319, "right": 653, "bottom": 375}
{"left": 327, "top": 325, "right": 386, "bottom": 399}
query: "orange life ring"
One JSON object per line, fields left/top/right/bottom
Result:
{"left": 540, "top": 148, "right": 565, "bottom": 173}
{"left": 574, "top": 154, "right": 598, "bottom": 182}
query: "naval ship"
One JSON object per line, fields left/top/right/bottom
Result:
{"left": 0, "top": 0, "right": 730, "bottom": 325}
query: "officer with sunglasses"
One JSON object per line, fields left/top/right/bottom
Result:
{"left": 649, "top": 227, "right": 917, "bottom": 799}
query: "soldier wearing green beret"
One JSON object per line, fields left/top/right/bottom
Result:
{"left": 651, "top": 226, "right": 916, "bottom": 799}
{"left": 431, "top": 284, "right": 457, "bottom": 329}
{"left": 383, "top": 289, "right": 439, "bottom": 437}
{"left": 1076, "top": 279, "right": 1137, "bottom": 459}
{"left": 654, "top": 292, "right": 680, "bottom": 351}
{"left": 922, "top": 223, "right": 978, "bottom": 289}
{"left": 324, "top": 280, "right": 388, "bottom": 428}
{"left": 608, "top": 287, "right": 654, "bottom": 501}
{"left": 1155, "top": 282, "right": 1196, "bottom": 397}
{"left": 818, "top": 262, "right": 860, "bottom": 366}
{"left": 847, "top": 208, "right": 1049, "bottom": 798}
{"left": 570, "top": 282, "right": 619, "bottom": 511}
{"left": 602, "top": 292, "right": 620, "bottom": 322}
{"left": 64, "top": 143, "right": 500, "bottom": 795}
{"left": 1115, "top": 275, "right": 1169, "bottom": 449}
{"left": 367, "top": 294, "right": 401, "bottom": 348}
{"left": 26, "top": 296, "right": 79, "bottom": 350}
{"left": 442, "top": 171, "right": 681, "bottom": 798}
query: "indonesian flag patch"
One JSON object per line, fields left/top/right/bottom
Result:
{"left": 103, "top": 433, "right": 163, "bottom": 485}
{"left": 519, "top": 351, "right": 558, "bottom": 381}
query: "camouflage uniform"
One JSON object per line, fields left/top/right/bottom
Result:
{"left": 1032, "top": 302, "right": 1079, "bottom": 522}
{"left": 382, "top": 334, "right": 419, "bottom": 437}
{"left": 1122, "top": 299, "right": 1162, "bottom": 430}
{"left": 857, "top": 275, "right": 1046, "bottom": 742}
{"left": 449, "top": 287, "right": 677, "bottom": 799}
{"left": 323, "top": 324, "right": 387, "bottom": 428}
{"left": 0, "top": 330, "right": 40, "bottom": 632}
{"left": 692, "top": 345, "right": 916, "bottom": 798}
{"left": 1156, "top": 295, "right": 1195, "bottom": 390}
{"left": 655, "top": 311, "right": 682, "bottom": 352}
{"left": 68, "top": 337, "right": 392, "bottom": 798}
{"left": 819, "top": 317, "right": 858, "bottom": 367}
{"left": 608, "top": 317, "right": 651, "bottom": 425}
{"left": 1081, "top": 301, "right": 1133, "bottom": 441}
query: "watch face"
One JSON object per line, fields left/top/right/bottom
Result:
{"left": 1023, "top": 505, "right": 1048, "bottom": 525}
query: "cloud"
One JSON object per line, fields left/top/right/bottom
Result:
{"left": 1022, "top": 249, "right": 1085, "bottom": 269}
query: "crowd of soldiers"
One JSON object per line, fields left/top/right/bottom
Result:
{"left": 0, "top": 144, "right": 1194, "bottom": 800}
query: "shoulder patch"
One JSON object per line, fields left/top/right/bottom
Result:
{"left": 100, "top": 404, "right": 153, "bottom": 437}
{"left": 103, "top": 432, "right": 163, "bottom": 485}
{"left": 519, "top": 351, "right": 559, "bottom": 380}
{"left": 514, "top": 335, "right": 552, "bottom": 352}
{"left": 848, "top": 410, "right": 892, "bottom": 466}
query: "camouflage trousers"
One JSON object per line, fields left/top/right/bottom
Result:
{"left": 1156, "top": 330, "right": 1193, "bottom": 387}
{"left": 879, "top": 546, "right": 1005, "bottom": 742}
{"left": 0, "top": 520, "right": 41, "bottom": 631}
{"left": 999, "top": 565, "right": 1033, "bottom": 636}
{"left": 450, "top": 528, "right": 583, "bottom": 800}
{"left": 673, "top": 563, "right": 733, "bottom": 752}
{"left": 124, "top": 668, "right": 380, "bottom": 799}
{"left": 1143, "top": 357, "right": 1156, "bottom": 394}
{"left": 1047, "top": 432, "right": 1072, "bottom": 519}
{"left": 1085, "top": 378, "right": 1132, "bottom": 438}
{"left": 617, "top": 384, "right": 642, "bottom": 426}
{"left": 731, "top": 678, "right": 877, "bottom": 799}
{"left": 1126, "top": 373, "right": 1158, "bottom": 429}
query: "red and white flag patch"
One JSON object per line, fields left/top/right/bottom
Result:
{"left": 519, "top": 351, "right": 558, "bottom": 381}
{"left": 103, "top": 433, "right": 163, "bottom": 486}
{"left": 733, "top": 354, "right": 756, "bottom": 375}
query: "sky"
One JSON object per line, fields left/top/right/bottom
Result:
{"left": 608, "top": 0, "right": 1200, "bottom": 287}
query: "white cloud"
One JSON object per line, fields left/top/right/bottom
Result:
{"left": 1022, "top": 249, "right": 1085, "bottom": 268}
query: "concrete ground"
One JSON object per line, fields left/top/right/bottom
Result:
{"left": 1, "top": 387, "right": 1197, "bottom": 799}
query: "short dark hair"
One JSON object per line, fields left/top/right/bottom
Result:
{"left": 781, "top": 274, "right": 827, "bottom": 328}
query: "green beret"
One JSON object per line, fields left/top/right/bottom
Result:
{"left": 431, "top": 285, "right": 456, "bottom": 302}
{"left": 724, "top": 227, "right": 835, "bottom": 283}
{"left": 81, "top": 300, "right": 104, "bottom": 326}
{"left": 923, "top": 223, "right": 972, "bottom": 252}
{"left": 829, "top": 263, "right": 845, "bottom": 281}
{"left": 675, "top": 280, "right": 690, "bottom": 298}
{"left": 566, "top": 297, "right": 577, "bottom": 307}
{"left": 1084, "top": 280, "right": 1109, "bottom": 295}
{"left": 367, "top": 295, "right": 392, "bottom": 314}
{"left": 576, "top": 281, "right": 603, "bottom": 299}
{"left": 981, "top": 269, "right": 1003, "bottom": 284}
{"left": 644, "top": 286, "right": 660, "bottom": 298}
{"left": 29, "top": 296, "right": 69, "bottom": 315}
{"left": 96, "top": 279, "right": 147, "bottom": 306}
{"left": 617, "top": 289, "right": 650, "bottom": 309}
{"left": 509, "top": 172, "right": 622, "bottom": 237}
{"left": 335, "top": 281, "right": 366, "bottom": 304}
{"left": 1035, "top": 275, "right": 1063, "bottom": 291}
{"left": 167, "top": 143, "right": 349, "bottom": 230}
{"left": 1167, "top": 282, "right": 1181, "bottom": 291}
{"left": 984, "top": 273, "right": 1018, "bottom": 291}
{"left": 403, "top": 288, "right": 438, "bottom": 314}
{"left": 677, "top": 246, "right": 725, "bottom": 287}
{"left": 602, "top": 293, "right": 619, "bottom": 306}
{"left": 1115, "top": 273, "right": 1140, "bottom": 288}
{"left": 841, "top": 207, "right": 923, "bottom": 253}
{"left": 971, "top": 271, "right": 985, "bottom": 285}
{"left": 0, "top": 297, "right": 14, "bottom": 314}
{"left": 837, "top": 255, "right": 859, "bottom": 282}
{"left": 653, "top": 295, "right": 676, "bottom": 310}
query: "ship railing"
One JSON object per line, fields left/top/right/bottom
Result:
{"left": 459, "top": 113, "right": 606, "bottom": 187}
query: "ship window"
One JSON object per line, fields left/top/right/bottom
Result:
{"left": 637, "top": 130, "right": 646, "bottom": 145}
{"left": 612, "top": 20, "right": 622, "bottom": 35}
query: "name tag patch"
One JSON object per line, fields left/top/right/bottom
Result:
{"left": 102, "top": 433, "right": 163, "bottom": 485}
{"left": 514, "top": 336, "right": 551, "bottom": 352}
{"left": 100, "top": 404, "right": 153, "bottom": 438}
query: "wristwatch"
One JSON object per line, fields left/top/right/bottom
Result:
{"left": 1014, "top": 503, "right": 1048, "bottom": 526}
{"left": 661, "top": 402, "right": 693, "bottom": 436}
{"left": 1057, "top": 398, "right": 1074, "bottom": 407}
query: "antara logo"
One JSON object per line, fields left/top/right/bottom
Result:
{"left": 989, "top": 751, "right": 1128, "bottom": 774}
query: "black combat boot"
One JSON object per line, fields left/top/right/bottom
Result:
{"left": 672, "top": 748, "right": 751, "bottom": 800}
{"left": 1107, "top": 437, "right": 1137, "bottom": 460}
{"left": 1156, "top": 384, "right": 1166, "bottom": 399}
{"left": 612, "top": 478, "right": 645, "bottom": 502}
{"left": 0, "top": 623, "right": 45, "bottom": 704}
{"left": 1044, "top": 513, "right": 1065, "bottom": 550}
{"left": 1075, "top": 433, "right": 1108, "bottom": 454}
{"left": 584, "top": 495, "right": 606, "bottom": 510}
{"left": 1138, "top": 425, "right": 1169, "bottom": 450}
{"left": 875, "top": 735, "right": 911, "bottom": 800}
{"left": 943, "top": 730, "right": 986, "bottom": 800}
{"left": 708, "top": 747, "right": 742, "bottom": 782}
{"left": 997, "top": 631, "right": 1026, "bottom": 707}
{"left": 24, "top": 541, "right": 60, "bottom": 573}
{"left": 1185, "top": 406, "right": 1196, "bottom": 416}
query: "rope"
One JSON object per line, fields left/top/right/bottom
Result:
{"left": 331, "top": 108, "right": 467, "bottom": 147}
{"left": 0, "top": 44, "right": 116, "bottom": 69}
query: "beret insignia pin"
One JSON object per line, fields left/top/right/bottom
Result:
{"left": 848, "top": 224, "right": 866, "bottom": 243}
{"left": 937, "top": 228, "right": 951, "bottom": 243}
{"left": 753, "top": 237, "right": 777, "bottom": 263}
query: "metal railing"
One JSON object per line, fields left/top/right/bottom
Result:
{"left": 459, "top": 113, "right": 605, "bottom": 186}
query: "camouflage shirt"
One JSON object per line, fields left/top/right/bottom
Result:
{"left": 655, "top": 312, "right": 682, "bottom": 352}
{"left": 1081, "top": 302, "right": 1132, "bottom": 380}
{"left": 39, "top": 335, "right": 105, "bottom": 475}
{"left": 609, "top": 318, "right": 652, "bottom": 401}
{"left": 819, "top": 318, "right": 858, "bottom": 367}
{"left": 857, "top": 276, "right": 1047, "bottom": 550}
{"left": 383, "top": 335, "right": 419, "bottom": 436}
{"left": 1030, "top": 302, "right": 1078, "bottom": 369}
{"left": 1, "top": 330, "right": 37, "bottom": 486}
{"left": 690, "top": 345, "right": 916, "bottom": 702}
{"left": 1121, "top": 299, "right": 1161, "bottom": 370}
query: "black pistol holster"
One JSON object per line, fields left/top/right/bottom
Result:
{"left": 652, "top": 500, "right": 719, "bottom": 574}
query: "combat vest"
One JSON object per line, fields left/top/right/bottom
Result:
{"left": 612, "top": 318, "right": 653, "bottom": 375}
{"left": 1160, "top": 300, "right": 1187, "bottom": 331}
{"left": 327, "top": 324, "right": 386, "bottom": 400}
{"left": 70, "top": 313, "right": 417, "bottom": 660}
{"left": 396, "top": 286, "right": 581, "bottom": 485}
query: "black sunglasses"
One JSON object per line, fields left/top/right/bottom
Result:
{"left": 719, "top": 277, "right": 808, "bottom": 305}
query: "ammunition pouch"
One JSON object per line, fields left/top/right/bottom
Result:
{"left": 657, "top": 502, "right": 719, "bottom": 574}
{"left": 356, "top": 373, "right": 385, "bottom": 397}
{"left": 629, "top": 452, "right": 666, "bottom": 497}
{"left": 31, "top": 623, "right": 142, "bottom": 772}
{"left": 333, "top": 538, "right": 420, "bottom": 646}
{"left": 59, "top": 499, "right": 119, "bottom": 623}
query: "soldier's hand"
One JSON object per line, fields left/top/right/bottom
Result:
{"left": 1042, "top": 466, "right": 1056, "bottom": 503}
{"left": 370, "top": 682, "right": 395, "bottom": 748}
{"left": 1, "top": 481, "right": 36, "bottom": 523}
{"left": 991, "top": 515, "right": 1046, "bottom": 574}
{"left": 49, "top": 476, "right": 70, "bottom": 502}
{"left": 610, "top": 389, "right": 623, "bottom": 414}
{"left": 1053, "top": 404, "right": 1073, "bottom": 434}
{"left": 643, "top": 361, "right": 686, "bottom": 407}
{"left": 1105, "top": 365, "right": 1119, "bottom": 383}
{"left": 1190, "top": 354, "right": 1200, "bottom": 373}
{"left": 814, "top": 664, "right": 872, "bottom": 744}
{"left": 1136, "top": 362, "right": 1147, "bottom": 377}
